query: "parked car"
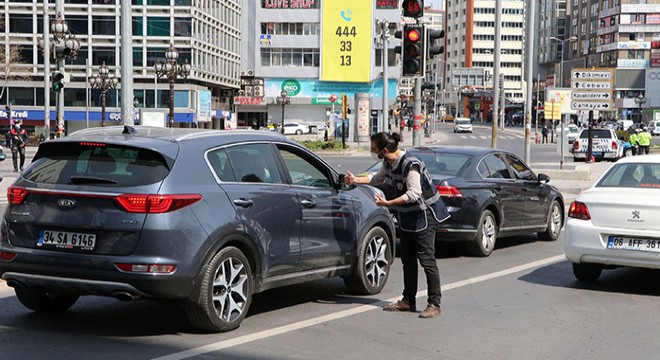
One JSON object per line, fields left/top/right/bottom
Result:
{"left": 649, "top": 120, "right": 660, "bottom": 136}
{"left": 453, "top": 117, "right": 473, "bottom": 133}
{"left": 363, "top": 146, "right": 565, "bottom": 257}
{"left": 281, "top": 122, "right": 310, "bottom": 135}
{"left": 617, "top": 119, "right": 633, "bottom": 131}
{"left": 573, "top": 128, "right": 622, "bottom": 162}
{"left": 565, "top": 154, "right": 660, "bottom": 281}
{"left": 0, "top": 145, "right": 5, "bottom": 161}
{"left": 0, "top": 126, "right": 395, "bottom": 332}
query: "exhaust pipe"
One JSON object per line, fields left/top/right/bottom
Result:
{"left": 114, "top": 291, "right": 139, "bottom": 301}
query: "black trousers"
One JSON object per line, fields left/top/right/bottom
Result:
{"left": 399, "top": 209, "right": 442, "bottom": 306}
{"left": 11, "top": 146, "right": 25, "bottom": 170}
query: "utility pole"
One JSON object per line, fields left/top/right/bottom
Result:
{"left": 43, "top": 0, "right": 50, "bottom": 136}
{"left": 56, "top": 0, "right": 64, "bottom": 133}
{"left": 413, "top": 78, "right": 422, "bottom": 146}
{"left": 524, "top": 0, "right": 537, "bottom": 164}
{"left": 491, "top": 0, "right": 502, "bottom": 148}
{"left": 120, "top": 0, "right": 134, "bottom": 125}
{"left": 377, "top": 18, "right": 390, "bottom": 134}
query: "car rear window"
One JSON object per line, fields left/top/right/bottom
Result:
{"left": 24, "top": 142, "right": 169, "bottom": 187}
{"left": 411, "top": 152, "right": 471, "bottom": 176}
{"left": 598, "top": 163, "right": 660, "bottom": 188}
{"left": 579, "top": 129, "right": 612, "bottom": 139}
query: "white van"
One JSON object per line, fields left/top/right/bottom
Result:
{"left": 649, "top": 120, "right": 660, "bottom": 136}
{"left": 453, "top": 117, "right": 473, "bottom": 133}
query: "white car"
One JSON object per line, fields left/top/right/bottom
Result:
{"left": 281, "top": 123, "right": 309, "bottom": 135}
{"left": 555, "top": 124, "right": 580, "bottom": 144}
{"left": 572, "top": 128, "right": 621, "bottom": 162}
{"left": 565, "top": 154, "right": 660, "bottom": 281}
{"left": 453, "top": 117, "right": 473, "bottom": 133}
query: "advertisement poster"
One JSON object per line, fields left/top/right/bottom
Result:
{"left": 357, "top": 98, "right": 370, "bottom": 137}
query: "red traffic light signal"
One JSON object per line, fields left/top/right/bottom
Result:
{"left": 402, "top": 0, "right": 424, "bottom": 18}
{"left": 402, "top": 24, "right": 424, "bottom": 77}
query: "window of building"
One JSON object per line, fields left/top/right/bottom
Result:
{"left": 92, "top": 47, "right": 117, "bottom": 66}
{"left": 175, "top": 0, "right": 191, "bottom": 5}
{"left": 147, "top": 0, "right": 170, "bottom": 5}
{"left": 66, "top": 15, "right": 88, "bottom": 34}
{"left": 133, "top": 16, "right": 143, "bottom": 36}
{"left": 8, "top": 87, "right": 34, "bottom": 106}
{"left": 375, "top": 48, "right": 396, "bottom": 67}
{"left": 174, "top": 18, "right": 191, "bottom": 36}
{"left": 260, "top": 48, "right": 319, "bottom": 67}
{"left": 147, "top": 17, "right": 170, "bottom": 36}
{"left": 133, "top": 47, "right": 143, "bottom": 66}
{"left": 9, "top": 14, "right": 32, "bottom": 34}
{"left": 93, "top": 16, "right": 116, "bottom": 35}
{"left": 70, "top": 48, "right": 89, "bottom": 66}
{"left": 64, "top": 88, "right": 87, "bottom": 107}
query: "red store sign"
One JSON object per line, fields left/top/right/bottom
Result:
{"left": 234, "top": 97, "right": 265, "bottom": 105}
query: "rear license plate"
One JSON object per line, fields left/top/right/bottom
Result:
{"left": 607, "top": 236, "right": 660, "bottom": 253}
{"left": 37, "top": 230, "right": 96, "bottom": 251}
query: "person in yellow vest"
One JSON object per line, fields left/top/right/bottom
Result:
{"left": 629, "top": 128, "right": 639, "bottom": 156}
{"left": 637, "top": 127, "right": 653, "bottom": 155}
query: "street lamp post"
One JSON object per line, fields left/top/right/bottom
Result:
{"left": 548, "top": 36, "right": 578, "bottom": 88}
{"left": 276, "top": 90, "right": 291, "bottom": 134}
{"left": 89, "top": 62, "right": 119, "bottom": 127}
{"left": 154, "top": 43, "right": 192, "bottom": 128}
{"left": 635, "top": 92, "right": 647, "bottom": 124}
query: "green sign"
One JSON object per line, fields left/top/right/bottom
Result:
{"left": 281, "top": 79, "right": 301, "bottom": 96}
{"left": 312, "top": 98, "right": 343, "bottom": 105}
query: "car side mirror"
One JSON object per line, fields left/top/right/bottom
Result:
{"left": 537, "top": 173, "right": 550, "bottom": 183}
{"left": 336, "top": 174, "right": 355, "bottom": 190}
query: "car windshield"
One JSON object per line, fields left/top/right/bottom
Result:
{"left": 457, "top": 120, "right": 470, "bottom": 125}
{"left": 25, "top": 142, "right": 170, "bottom": 187}
{"left": 597, "top": 163, "right": 660, "bottom": 188}
{"left": 568, "top": 127, "right": 579, "bottom": 133}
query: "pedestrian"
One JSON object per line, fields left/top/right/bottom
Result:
{"left": 6, "top": 122, "right": 28, "bottom": 172}
{"left": 541, "top": 126, "right": 549, "bottom": 144}
{"left": 344, "top": 132, "right": 449, "bottom": 319}
{"left": 629, "top": 128, "right": 639, "bottom": 156}
{"left": 637, "top": 127, "right": 652, "bottom": 155}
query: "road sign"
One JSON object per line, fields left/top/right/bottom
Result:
{"left": 571, "top": 101, "right": 613, "bottom": 111}
{"left": 570, "top": 67, "right": 614, "bottom": 111}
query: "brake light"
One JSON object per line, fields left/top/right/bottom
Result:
{"left": 79, "top": 142, "right": 106, "bottom": 147}
{"left": 115, "top": 263, "right": 176, "bottom": 273}
{"left": 0, "top": 251, "right": 16, "bottom": 261}
{"left": 7, "top": 186, "right": 28, "bottom": 205}
{"left": 568, "top": 201, "right": 591, "bottom": 220}
{"left": 612, "top": 141, "right": 617, "bottom": 150}
{"left": 116, "top": 194, "right": 202, "bottom": 213}
{"left": 573, "top": 141, "right": 579, "bottom": 151}
{"left": 436, "top": 185, "right": 463, "bottom": 198}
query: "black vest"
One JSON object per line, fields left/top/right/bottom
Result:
{"left": 381, "top": 152, "right": 450, "bottom": 232}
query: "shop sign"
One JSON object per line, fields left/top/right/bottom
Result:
{"left": 234, "top": 97, "right": 265, "bottom": 105}
{"left": 0, "top": 110, "right": 28, "bottom": 119}
{"left": 281, "top": 79, "right": 301, "bottom": 96}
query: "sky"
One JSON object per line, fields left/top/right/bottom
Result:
{"left": 427, "top": 0, "right": 443, "bottom": 10}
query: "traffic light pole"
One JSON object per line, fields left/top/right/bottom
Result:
{"left": 56, "top": 0, "right": 64, "bottom": 134}
{"left": 43, "top": 0, "right": 50, "bottom": 134}
{"left": 413, "top": 78, "right": 422, "bottom": 146}
{"left": 378, "top": 19, "right": 389, "bottom": 134}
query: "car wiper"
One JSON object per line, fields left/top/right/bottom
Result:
{"left": 69, "top": 176, "right": 118, "bottom": 184}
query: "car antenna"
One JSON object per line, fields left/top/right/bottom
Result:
{"left": 122, "top": 125, "right": 137, "bottom": 135}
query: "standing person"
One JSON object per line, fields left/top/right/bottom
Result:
{"left": 344, "top": 132, "right": 450, "bottom": 319}
{"left": 6, "top": 122, "right": 28, "bottom": 172}
{"left": 629, "top": 128, "right": 639, "bottom": 156}
{"left": 637, "top": 127, "right": 653, "bottom": 155}
{"left": 541, "top": 126, "right": 549, "bottom": 144}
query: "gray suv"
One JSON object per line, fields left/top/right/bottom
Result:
{"left": 0, "top": 126, "right": 395, "bottom": 332}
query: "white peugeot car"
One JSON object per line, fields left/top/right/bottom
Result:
{"left": 565, "top": 154, "right": 660, "bottom": 281}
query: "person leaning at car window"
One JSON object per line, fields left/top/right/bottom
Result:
{"left": 637, "top": 127, "right": 652, "bottom": 155}
{"left": 344, "top": 132, "right": 450, "bottom": 319}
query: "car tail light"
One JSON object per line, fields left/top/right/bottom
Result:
{"left": 568, "top": 201, "right": 591, "bottom": 220}
{"left": 7, "top": 186, "right": 28, "bottom": 205}
{"left": 0, "top": 251, "right": 16, "bottom": 261}
{"left": 79, "top": 142, "right": 106, "bottom": 147}
{"left": 116, "top": 194, "right": 202, "bottom": 213}
{"left": 115, "top": 263, "right": 176, "bottom": 273}
{"left": 573, "top": 141, "right": 579, "bottom": 151}
{"left": 612, "top": 141, "right": 618, "bottom": 150}
{"left": 436, "top": 185, "right": 463, "bottom": 198}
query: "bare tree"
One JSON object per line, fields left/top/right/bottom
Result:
{"left": 0, "top": 17, "right": 28, "bottom": 101}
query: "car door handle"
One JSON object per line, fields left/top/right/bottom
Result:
{"left": 301, "top": 199, "right": 316, "bottom": 208}
{"left": 233, "top": 198, "right": 253, "bottom": 208}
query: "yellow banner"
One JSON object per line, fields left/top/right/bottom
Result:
{"left": 545, "top": 100, "right": 563, "bottom": 120}
{"left": 321, "top": 1, "right": 373, "bottom": 82}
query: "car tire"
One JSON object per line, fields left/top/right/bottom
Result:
{"left": 538, "top": 200, "right": 563, "bottom": 241}
{"left": 466, "top": 210, "right": 497, "bottom": 257}
{"left": 295, "top": 129, "right": 303, "bottom": 135}
{"left": 14, "top": 287, "right": 79, "bottom": 312}
{"left": 185, "top": 246, "right": 253, "bottom": 332}
{"left": 344, "top": 226, "right": 392, "bottom": 295}
{"left": 572, "top": 263, "right": 602, "bottom": 282}
{"left": 624, "top": 148, "right": 633, "bottom": 157}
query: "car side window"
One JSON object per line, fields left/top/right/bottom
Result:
{"left": 226, "top": 144, "right": 282, "bottom": 184}
{"left": 206, "top": 148, "right": 235, "bottom": 182}
{"left": 479, "top": 154, "right": 512, "bottom": 179}
{"left": 504, "top": 154, "right": 536, "bottom": 181}
{"left": 277, "top": 146, "right": 331, "bottom": 188}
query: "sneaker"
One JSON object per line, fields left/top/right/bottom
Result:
{"left": 419, "top": 304, "right": 442, "bottom": 318}
{"left": 383, "top": 299, "right": 416, "bottom": 312}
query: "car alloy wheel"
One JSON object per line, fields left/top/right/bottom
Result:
{"left": 467, "top": 210, "right": 497, "bottom": 257}
{"left": 344, "top": 226, "right": 391, "bottom": 295}
{"left": 185, "top": 246, "right": 253, "bottom": 332}
{"left": 295, "top": 129, "right": 303, "bottom": 135}
{"left": 538, "top": 200, "right": 563, "bottom": 241}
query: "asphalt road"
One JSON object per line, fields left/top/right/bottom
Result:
{"left": 1, "top": 130, "right": 660, "bottom": 359}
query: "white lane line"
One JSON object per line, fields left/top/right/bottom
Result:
{"left": 151, "top": 254, "right": 566, "bottom": 360}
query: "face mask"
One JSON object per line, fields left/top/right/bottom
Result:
{"left": 371, "top": 150, "right": 384, "bottom": 160}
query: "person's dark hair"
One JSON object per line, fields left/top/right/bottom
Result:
{"left": 371, "top": 132, "right": 401, "bottom": 152}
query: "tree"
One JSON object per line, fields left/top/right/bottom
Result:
{"left": 0, "top": 17, "right": 28, "bottom": 101}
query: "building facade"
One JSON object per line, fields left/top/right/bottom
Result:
{"left": 0, "top": 0, "right": 241, "bottom": 133}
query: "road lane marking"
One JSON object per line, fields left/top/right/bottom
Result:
{"left": 151, "top": 254, "right": 566, "bottom": 360}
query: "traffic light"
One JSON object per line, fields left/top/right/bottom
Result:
{"left": 402, "top": 24, "right": 425, "bottom": 77}
{"left": 52, "top": 71, "right": 65, "bottom": 92}
{"left": 427, "top": 29, "right": 445, "bottom": 58}
{"left": 402, "top": 0, "right": 424, "bottom": 18}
